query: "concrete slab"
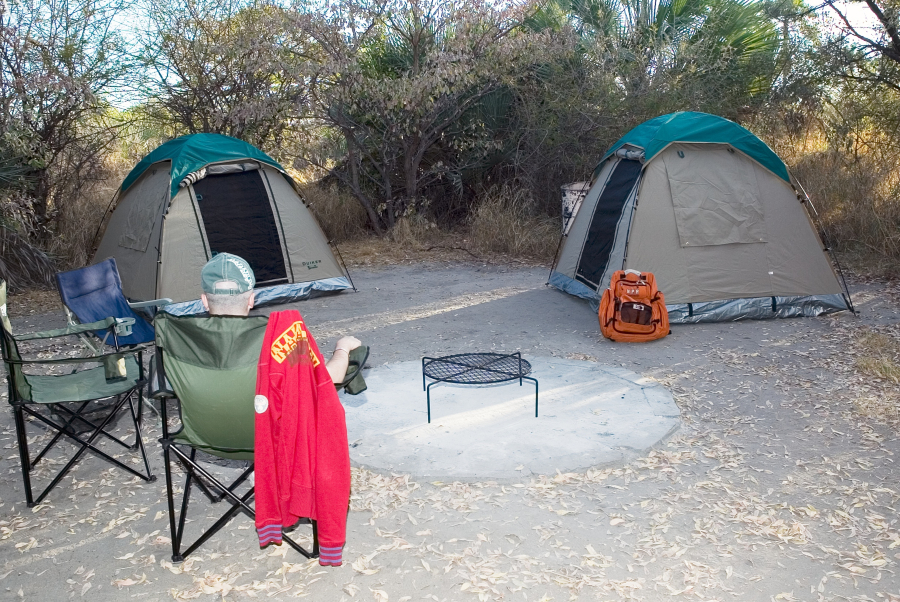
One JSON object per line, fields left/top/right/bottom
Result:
{"left": 343, "top": 357, "right": 680, "bottom": 480}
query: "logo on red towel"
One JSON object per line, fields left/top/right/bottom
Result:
{"left": 271, "top": 321, "right": 320, "bottom": 367}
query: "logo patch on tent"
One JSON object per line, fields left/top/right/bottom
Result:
{"left": 254, "top": 395, "right": 268, "bottom": 413}
{"left": 302, "top": 260, "right": 321, "bottom": 270}
{"left": 270, "top": 321, "right": 320, "bottom": 367}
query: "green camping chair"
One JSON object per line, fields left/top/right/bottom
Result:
{"left": 152, "top": 313, "right": 318, "bottom": 562}
{"left": 0, "top": 280, "right": 155, "bottom": 507}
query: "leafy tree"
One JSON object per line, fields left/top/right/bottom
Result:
{"left": 557, "top": 0, "right": 780, "bottom": 113}
{"left": 141, "top": 0, "right": 319, "bottom": 152}
{"left": 506, "top": 0, "right": 781, "bottom": 211}
{"left": 0, "top": 0, "right": 132, "bottom": 239}
{"left": 302, "top": 0, "right": 554, "bottom": 232}
{"left": 821, "top": 0, "right": 900, "bottom": 91}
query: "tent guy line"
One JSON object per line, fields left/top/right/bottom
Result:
{"left": 310, "top": 285, "right": 541, "bottom": 340}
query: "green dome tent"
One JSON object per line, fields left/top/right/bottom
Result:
{"left": 94, "top": 134, "right": 352, "bottom": 314}
{"left": 550, "top": 112, "right": 852, "bottom": 322}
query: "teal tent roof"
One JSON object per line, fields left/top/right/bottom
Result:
{"left": 121, "top": 133, "right": 286, "bottom": 198}
{"left": 597, "top": 112, "right": 790, "bottom": 183}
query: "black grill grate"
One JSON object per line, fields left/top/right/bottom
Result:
{"left": 423, "top": 353, "right": 532, "bottom": 385}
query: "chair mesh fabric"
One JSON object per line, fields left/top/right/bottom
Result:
{"left": 56, "top": 258, "right": 156, "bottom": 346}
{"left": 155, "top": 314, "right": 268, "bottom": 460}
{"left": 26, "top": 356, "right": 142, "bottom": 404}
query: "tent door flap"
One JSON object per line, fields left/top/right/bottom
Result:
{"left": 192, "top": 170, "right": 288, "bottom": 286}
{"left": 575, "top": 159, "right": 643, "bottom": 289}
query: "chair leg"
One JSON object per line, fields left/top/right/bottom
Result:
{"left": 283, "top": 527, "right": 319, "bottom": 560}
{"left": 161, "top": 438, "right": 185, "bottom": 562}
{"left": 125, "top": 389, "right": 155, "bottom": 481}
{"left": 284, "top": 520, "right": 320, "bottom": 558}
{"left": 164, "top": 445, "right": 252, "bottom": 561}
{"left": 25, "top": 395, "right": 128, "bottom": 506}
{"left": 313, "top": 521, "right": 319, "bottom": 556}
{"left": 187, "top": 449, "right": 223, "bottom": 504}
{"left": 27, "top": 392, "right": 152, "bottom": 475}
{"left": 179, "top": 488, "right": 254, "bottom": 560}
{"left": 160, "top": 446, "right": 318, "bottom": 562}
{"left": 44, "top": 398, "right": 136, "bottom": 453}
{"left": 174, "top": 449, "right": 197, "bottom": 553}
{"left": 136, "top": 391, "right": 144, "bottom": 430}
{"left": 17, "top": 390, "right": 154, "bottom": 506}
{"left": 13, "top": 405, "right": 35, "bottom": 507}
{"left": 32, "top": 401, "right": 92, "bottom": 466}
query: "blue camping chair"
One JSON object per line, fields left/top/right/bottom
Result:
{"left": 56, "top": 258, "right": 172, "bottom": 353}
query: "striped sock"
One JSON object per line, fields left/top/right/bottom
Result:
{"left": 257, "top": 524, "right": 283, "bottom": 547}
{"left": 318, "top": 545, "right": 343, "bottom": 566}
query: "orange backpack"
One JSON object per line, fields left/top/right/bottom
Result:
{"left": 599, "top": 270, "right": 669, "bottom": 342}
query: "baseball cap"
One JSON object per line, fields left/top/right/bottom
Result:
{"left": 201, "top": 253, "right": 256, "bottom": 295}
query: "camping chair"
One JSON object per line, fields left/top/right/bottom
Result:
{"left": 56, "top": 258, "right": 172, "bottom": 355}
{"left": 0, "top": 280, "right": 155, "bottom": 507}
{"left": 152, "top": 313, "right": 318, "bottom": 562}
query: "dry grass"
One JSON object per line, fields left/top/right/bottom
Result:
{"left": 315, "top": 183, "right": 561, "bottom": 268}
{"left": 854, "top": 330, "right": 900, "bottom": 383}
{"left": 338, "top": 230, "right": 503, "bottom": 268}
{"left": 468, "top": 185, "right": 559, "bottom": 261}
{"left": 849, "top": 327, "right": 900, "bottom": 425}
{"left": 5, "top": 287, "right": 63, "bottom": 317}
{"left": 388, "top": 215, "right": 438, "bottom": 248}
{"left": 856, "top": 356, "right": 900, "bottom": 382}
{"left": 300, "top": 183, "right": 369, "bottom": 243}
{"left": 769, "top": 128, "right": 900, "bottom": 277}
{"left": 47, "top": 145, "right": 139, "bottom": 270}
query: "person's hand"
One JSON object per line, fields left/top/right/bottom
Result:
{"left": 334, "top": 336, "right": 361, "bottom": 354}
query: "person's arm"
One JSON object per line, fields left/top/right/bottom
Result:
{"left": 325, "top": 336, "right": 361, "bottom": 383}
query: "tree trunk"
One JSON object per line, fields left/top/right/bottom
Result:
{"left": 403, "top": 137, "right": 421, "bottom": 215}
{"left": 347, "top": 146, "right": 384, "bottom": 235}
{"left": 383, "top": 150, "right": 397, "bottom": 230}
{"left": 28, "top": 168, "right": 53, "bottom": 241}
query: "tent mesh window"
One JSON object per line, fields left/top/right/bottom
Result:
{"left": 193, "top": 171, "right": 288, "bottom": 286}
{"left": 576, "top": 159, "right": 642, "bottom": 289}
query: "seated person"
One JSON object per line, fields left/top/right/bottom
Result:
{"left": 200, "top": 252, "right": 361, "bottom": 384}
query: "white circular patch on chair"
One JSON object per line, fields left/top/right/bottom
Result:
{"left": 254, "top": 395, "right": 268, "bottom": 413}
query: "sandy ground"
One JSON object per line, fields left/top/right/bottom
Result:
{"left": 1, "top": 262, "right": 899, "bottom": 601}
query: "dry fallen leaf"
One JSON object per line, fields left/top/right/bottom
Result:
{"left": 343, "top": 583, "right": 360, "bottom": 597}
{"left": 370, "top": 588, "right": 389, "bottom": 602}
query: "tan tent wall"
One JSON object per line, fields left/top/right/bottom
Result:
{"left": 158, "top": 187, "right": 212, "bottom": 303}
{"left": 260, "top": 166, "right": 345, "bottom": 280}
{"left": 94, "top": 164, "right": 171, "bottom": 301}
{"left": 624, "top": 144, "right": 841, "bottom": 304}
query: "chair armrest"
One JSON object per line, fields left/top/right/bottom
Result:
{"left": 11, "top": 317, "right": 118, "bottom": 341}
{"left": 128, "top": 298, "right": 173, "bottom": 309}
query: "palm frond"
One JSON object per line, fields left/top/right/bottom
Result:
{"left": 0, "top": 226, "right": 56, "bottom": 292}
